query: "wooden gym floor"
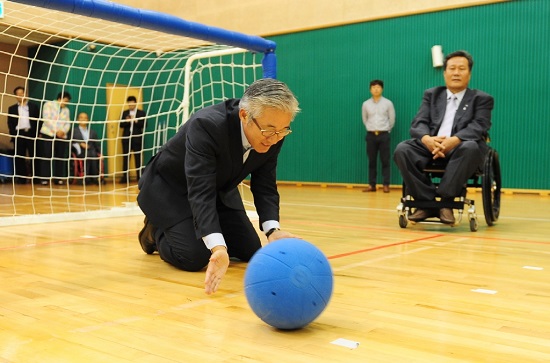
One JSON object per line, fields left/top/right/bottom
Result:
{"left": 1, "top": 185, "right": 550, "bottom": 362}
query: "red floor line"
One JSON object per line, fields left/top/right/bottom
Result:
{"left": 327, "top": 234, "right": 445, "bottom": 259}
{"left": 284, "top": 219, "right": 549, "bottom": 245}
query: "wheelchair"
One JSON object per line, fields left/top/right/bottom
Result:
{"left": 396, "top": 147, "right": 501, "bottom": 231}
{"left": 69, "top": 151, "right": 104, "bottom": 185}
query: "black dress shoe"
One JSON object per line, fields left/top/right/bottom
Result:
{"left": 138, "top": 217, "right": 157, "bottom": 254}
{"left": 439, "top": 208, "right": 456, "bottom": 224}
{"left": 408, "top": 209, "right": 437, "bottom": 222}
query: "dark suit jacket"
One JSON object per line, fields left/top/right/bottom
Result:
{"left": 120, "top": 109, "right": 146, "bottom": 137}
{"left": 137, "top": 99, "right": 283, "bottom": 238}
{"left": 71, "top": 126, "right": 101, "bottom": 157}
{"left": 7, "top": 102, "right": 41, "bottom": 142}
{"left": 410, "top": 86, "right": 494, "bottom": 152}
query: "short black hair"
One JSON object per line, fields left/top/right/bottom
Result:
{"left": 127, "top": 96, "right": 137, "bottom": 103}
{"left": 444, "top": 50, "right": 474, "bottom": 71}
{"left": 56, "top": 91, "right": 72, "bottom": 101}
{"left": 13, "top": 86, "right": 25, "bottom": 94}
{"left": 369, "top": 79, "right": 384, "bottom": 88}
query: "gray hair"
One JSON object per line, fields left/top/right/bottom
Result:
{"left": 239, "top": 78, "right": 300, "bottom": 121}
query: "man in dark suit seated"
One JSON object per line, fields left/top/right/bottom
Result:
{"left": 137, "top": 78, "right": 301, "bottom": 295}
{"left": 71, "top": 112, "right": 101, "bottom": 185}
{"left": 393, "top": 50, "right": 494, "bottom": 224}
{"left": 7, "top": 86, "right": 41, "bottom": 184}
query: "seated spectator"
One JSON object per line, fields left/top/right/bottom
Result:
{"left": 393, "top": 50, "right": 494, "bottom": 224}
{"left": 71, "top": 112, "right": 101, "bottom": 185}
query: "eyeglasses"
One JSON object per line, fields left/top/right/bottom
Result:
{"left": 250, "top": 117, "right": 292, "bottom": 138}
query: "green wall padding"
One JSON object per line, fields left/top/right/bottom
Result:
{"left": 271, "top": 0, "right": 550, "bottom": 189}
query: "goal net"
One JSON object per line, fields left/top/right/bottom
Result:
{"left": 0, "top": 0, "right": 275, "bottom": 225}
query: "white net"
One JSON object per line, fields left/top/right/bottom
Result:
{"left": 0, "top": 1, "right": 263, "bottom": 225}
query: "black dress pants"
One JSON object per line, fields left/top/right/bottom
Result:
{"left": 393, "top": 139, "right": 485, "bottom": 200}
{"left": 12, "top": 131, "right": 36, "bottom": 182}
{"left": 121, "top": 135, "right": 142, "bottom": 180}
{"left": 38, "top": 135, "right": 69, "bottom": 180}
{"left": 155, "top": 203, "right": 262, "bottom": 272}
{"left": 366, "top": 132, "right": 391, "bottom": 186}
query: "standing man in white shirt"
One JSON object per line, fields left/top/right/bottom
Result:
{"left": 361, "top": 80, "right": 395, "bottom": 193}
{"left": 7, "top": 86, "right": 41, "bottom": 184}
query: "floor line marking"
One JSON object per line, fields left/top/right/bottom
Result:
{"left": 328, "top": 234, "right": 445, "bottom": 260}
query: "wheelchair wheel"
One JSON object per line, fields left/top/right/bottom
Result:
{"left": 482, "top": 149, "right": 502, "bottom": 226}
{"left": 469, "top": 218, "right": 478, "bottom": 232}
{"left": 69, "top": 156, "right": 81, "bottom": 185}
{"left": 399, "top": 214, "right": 408, "bottom": 228}
{"left": 397, "top": 202, "right": 408, "bottom": 228}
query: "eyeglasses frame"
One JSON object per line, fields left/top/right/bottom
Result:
{"left": 249, "top": 116, "right": 292, "bottom": 138}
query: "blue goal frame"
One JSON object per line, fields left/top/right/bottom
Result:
{"left": 10, "top": 0, "right": 278, "bottom": 78}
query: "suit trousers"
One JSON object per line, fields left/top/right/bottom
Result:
{"left": 155, "top": 203, "right": 262, "bottom": 272}
{"left": 121, "top": 136, "right": 142, "bottom": 179}
{"left": 12, "top": 132, "right": 36, "bottom": 181}
{"left": 366, "top": 132, "right": 391, "bottom": 186}
{"left": 75, "top": 148, "right": 100, "bottom": 179}
{"left": 38, "top": 135, "right": 69, "bottom": 179}
{"left": 393, "top": 139, "right": 484, "bottom": 201}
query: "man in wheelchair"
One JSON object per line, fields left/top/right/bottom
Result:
{"left": 71, "top": 112, "right": 102, "bottom": 185}
{"left": 393, "top": 50, "right": 494, "bottom": 224}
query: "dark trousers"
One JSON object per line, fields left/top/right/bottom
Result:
{"left": 393, "top": 139, "right": 485, "bottom": 201}
{"left": 154, "top": 203, "right": 262, "bottom": 272}
{"left": 366, "top": 132, "right": 391, "bottom": 186}
{"left": 121, "top": 136, "right": 142, "bottom": 180}
{"left": 75, "top": 148, "right": 100, "bottom": 180}
{"left": 12, "top": 132, "right": 36, "bottom": 182}
{"left": 38, "top": 135, "right": 69, "bottom": 179}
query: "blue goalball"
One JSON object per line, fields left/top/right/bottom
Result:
{"left": 244, "top": 238, "right": 333, "bottom": 330}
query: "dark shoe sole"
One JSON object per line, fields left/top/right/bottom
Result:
{"left": 138, "top": 217, "right": 157, "bottom": 254}
{"left": 408, "top": 209, "right": 438, "bottom": 222}
{"left": 439, "top": 216, "right": 456, "bottom": 224}
{"left": 440, "top": 219, "right": 455, "bottom": 225}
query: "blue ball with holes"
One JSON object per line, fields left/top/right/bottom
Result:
{"left": 244, "top": 238, "right": 333, "bottom": 330}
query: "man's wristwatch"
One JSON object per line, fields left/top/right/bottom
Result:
{"left": 265, "top": 228, "right": 280, "bottom": 238}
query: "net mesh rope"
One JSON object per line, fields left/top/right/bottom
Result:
{"left": 0, "top": 1, "right": 262, "bottom": 225}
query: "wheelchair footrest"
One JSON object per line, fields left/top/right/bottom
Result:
{"left": 402, "top": 198, "right": 474, "bottom": 211}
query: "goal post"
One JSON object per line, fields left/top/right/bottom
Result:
{"left": 0, "top": 0, "right": 273, "bottom": 225}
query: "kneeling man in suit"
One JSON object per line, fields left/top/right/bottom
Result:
{"left": 137, "top": 78, "right": 301, "bottom": 295}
